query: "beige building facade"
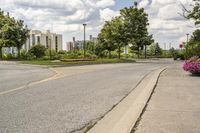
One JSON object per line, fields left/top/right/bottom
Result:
{"left": 24, "top": 30, "right": 63, "bottom": 52}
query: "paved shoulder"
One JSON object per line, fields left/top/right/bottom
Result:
{"left": 135, "top": 63, "right": 200, "bottom": 133}
{"left": 0, "top": 63, "right": 55, "bottom": 93}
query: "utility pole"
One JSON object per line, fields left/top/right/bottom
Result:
{"left": 83, "top": 24, "right": 87, "bottom": 58}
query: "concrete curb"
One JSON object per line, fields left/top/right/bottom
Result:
{"left": 87, "top": 68, "right": 166, "bottom": 133}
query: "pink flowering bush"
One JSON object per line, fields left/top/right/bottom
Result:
{"left": 183, "top": 56, "right": 200, "bottom": 74}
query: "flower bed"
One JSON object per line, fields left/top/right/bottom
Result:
{"left": 183, "top": 56, "right": 200, "bottom": 74}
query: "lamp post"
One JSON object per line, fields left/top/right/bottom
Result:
{"left": 186, "top": 33, "right": 189, "bottom": 44}
{"left": 49, "top": 38, "right": 52, "bottom": 60}
{"left": 186, "top": 33, "right": 189, "bottom": 54}
{"left": 83, "top": 24, "right": 87, "bottom": 58}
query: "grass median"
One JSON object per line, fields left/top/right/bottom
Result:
{"left": 20, "top": 58, "right": 135, "bottom": 67}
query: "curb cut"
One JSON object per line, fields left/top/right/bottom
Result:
{"left": 87, "top": 68, "right": 166, "bottom": 133}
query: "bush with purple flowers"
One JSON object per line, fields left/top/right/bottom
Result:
{"left": 183, "top": 56, "right": 200, "bottom": 74}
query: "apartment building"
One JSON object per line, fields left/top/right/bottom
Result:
{"left": 3, "top": 30, "right": 63, "bottom": 55}
{"left": 66, "top": 35, "right": 97, "bottom": 51}
{"left": 24, "top": 30, "right": 63, "bottom": 52}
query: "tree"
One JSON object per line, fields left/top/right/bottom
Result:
{"left": 12, "top": 20, "right": 29, "bottom": 58}
{"left": 97, "top": 2, "right": 152, "bottom": 59}
{"left": 169, "top": 47, "right": 178, "bottom": 58}
{"left": 86, "top": 41, "right": 95, "bottom": 53}
{"left": 29, "top": 44, "right": 46, "bottom": 58}
{"left": 185, "top": 29, "right": 200, "bottom": 58}
{"left": 142, "top": 35, "right": 154, "bottom": 58}
{"left": 98, "top": 21, "right": 117, "bottom": 58}
{"left": 0, "top": 11, "right": 17, "bottom": 58}
{"left": 186, "top": 0, "right": 200, "bottom": 25}
{"left": 190, "top": 29, "right": 200, "bottom": 42}
{"left": 149, "top": 43, "right": 162, "bottom": 57}
{"left": 120, "top": 5, "right": 152, "bottom": 58}
{"left": 110, "top": 17, "right": 126, "bottom": 59}
{"left": 0, "top": 9, "right": 29, "bottom": 59}
{"left": 0, "top": 9, "right": 5, "bottom": 58}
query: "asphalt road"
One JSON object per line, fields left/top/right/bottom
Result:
{"left": 0, "top": 60, "right": 173, "bottom": 133}
{"left": 0, "top": 62, "right": 55, "bottom": 93}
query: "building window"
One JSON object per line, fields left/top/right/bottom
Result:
{"left": 37, "top": 36, "right": 40, "bottom": 44}
{"left": 55, "top": 36, "right": 58, "bottom": 52}
{"left": 32, "top": 35, "right": 35, "bottom": 46}
{"left": 46, "top": 36, "right": 49, "bottom": 48}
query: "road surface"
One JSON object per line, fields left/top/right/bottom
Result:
{"left": 0, "top": 60, "right": 173, "bottom": 133}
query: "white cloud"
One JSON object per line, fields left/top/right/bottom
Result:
{"left": 0, "top": 0, "right": 117, "bottom": 48}
{"left": 96, "top": 0, "right": 115, "bottom": 8}
{"left": 100, "top": 8, "right": 120, "bottom": 21}
{"left": 1, "top": 0, "right": 198, "bottom": 50}
{"left": 138, "top": 0, "right": 149, "bottom": 8}
{"left": 140, "top": 0, "right": 196, "bottom": 49}
{"left": 158, "top": 4, "right": 182, "bottom": 20}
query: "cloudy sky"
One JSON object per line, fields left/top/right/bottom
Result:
{"left": 0, "top": 0, "right": 198, "bottom": 49}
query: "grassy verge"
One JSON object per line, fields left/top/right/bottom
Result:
{"left": 20, "top": 58, "right": 135, "bottom": 67}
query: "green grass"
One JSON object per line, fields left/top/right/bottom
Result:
{"left": 20, "top": 58, "right": 135, "bottom": 67}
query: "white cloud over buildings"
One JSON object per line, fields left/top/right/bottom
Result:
{"left": 0, "top": 0, "right": 198, "bottom": 49}
{"left": 140, "top": 0, "right": 197, "bottom": 49}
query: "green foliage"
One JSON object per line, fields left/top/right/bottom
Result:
{"left": 45, "top": 49, "right": 61, "bottom": 60}
{"left": 58, "top": 50, "right": 67, "bottom": 54}
{"left": 86, "top": 41, "right": 96, "bottom": 53}
{"left": 98, "top": 21, "right": 117, "bottom": 58}
{"left": 98, "top": 5, "right": 153, "bottom": 58}
{"left": 29, "top": 44, "right": 46, "bottom": 58}
{"left": 13, "top": 20, "right": 29, "bottom": 58}
{"left": 184, "top": 29, "right": 200, "bottom": 58}
{"left": 185, "top": 42, "right": 200, "bottom": 58}
{"left": 20, "top": 50, "right": 36, "bottom": 60}
{"left": 0, "top": 9, "right": 29, "bottom": 59}
{"left": 167, "top": 48, "right": 178, "bottom": 59}
{"left": 3, "top": 53, "right": 16, "bottom": 60}
{"left": 176, "top": 52, "right": 185, "bottom": 60}
{"left": 187, "top": 0, "right": 200, "bottom": 25}
{"left": 149, "top": 43, "right": 163, "bottom": 57}
{"left": 120, "top": 6, "right": 153, "bottom": 57}
{"left": 190, "top": 29, "right": 200, "bottom": 42}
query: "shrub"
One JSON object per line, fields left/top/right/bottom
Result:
{"left": 183, "top": 56, "right": 200, "bottom": 74}
{"left": 45, "top": 49, "right": 61, "bottom": 60}
{"left": 3, "top": 53, "right": 16, "bottom": 60}
{"left": 58, "top": 50, "right": 67, "bottom": 54}
{"left": 29, "top": 44, "right": 46, "bottom": 58}
{"left": 184, "top": 42, "right": 200, "bottom": 59}
{"left": 174, "top": 52, "right": 185, "bottom": 60}
{"left": 20, "top": 50, "right": 30, "bottom": 60}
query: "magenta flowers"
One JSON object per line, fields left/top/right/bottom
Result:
{"left": 183, "top": 56, "right": 200, "bottom": 74}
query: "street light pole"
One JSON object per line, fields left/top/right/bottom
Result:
{"left": 49, "top": 38, "right": 51, "bottom": 60}
{"left": 83, "top": 24, "right": 87, "bottom": 58}
{"left": 186, "top": 33, "right": 189, "bottom": 54}
{"left": 186, "top": 33, "right": 189, "bottom": 44}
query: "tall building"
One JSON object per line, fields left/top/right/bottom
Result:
{"left": 66, "top": 35, "right": 97, "bottom": 51}
{"left": 24, "top": 30, "right": 63, "bottom": 52}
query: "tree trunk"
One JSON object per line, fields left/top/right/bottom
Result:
{"left": 118, "top": 46, "right": 121, "bottom": 59}
{"left": 0, "top": 47, "right": 2, "bottom": 59}
{"left": 145, "top": 45, "right": 147, "bottom": 59}
{"left": 17, "top": 47, "right": 20, "bottom": 59}
{"left": 108, "top": 50, "right": 111, "bottom": 59}
{"left": 137, "top": 47, "right": 140, "bottom": 59}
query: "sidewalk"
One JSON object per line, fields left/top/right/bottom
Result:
{"left": 135, "top": 63, "right": 200, "bottom": 133}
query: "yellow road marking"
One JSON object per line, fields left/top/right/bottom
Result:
{"left": 0, "top": 68, "right": 60, "bottom": 96}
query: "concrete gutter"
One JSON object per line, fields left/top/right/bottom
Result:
{"left": 87, "top": 68, "right": 166, "bottom": 133}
